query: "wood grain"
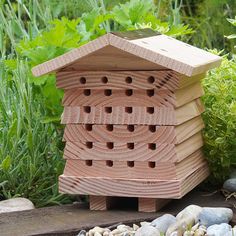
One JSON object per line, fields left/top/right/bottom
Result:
{"left": 59, "top": 164, "right": 209, "bottom": 198}
{"left": 138, "top": 198, "right": 170, "bottom": 212}
{"left": 63, "top": 149, "right": 206, "bottom": 180}
{"left": 61, "top": 99, "right": 204, "bottom": 125}
{"left": 63, "top": 116, "right": 204, "bottom": 144}
{"left": 89, "top": 196, "right": 110, "bottom": 211}
{"left": 56, "top": 70, "right": 205, "bottom": 90}
{"left": 63, "top": 132, "right": 203, "bottom": 162}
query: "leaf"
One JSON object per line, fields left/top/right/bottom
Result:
{"left": 1, "top": 155, "right": 11, "bottom": 171}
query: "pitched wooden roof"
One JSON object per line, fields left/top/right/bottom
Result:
{"left": 32, "top": 29, "right": 221, "bottom": 77}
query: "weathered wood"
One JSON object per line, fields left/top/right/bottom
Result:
{"left": 61, "top": 99, "right": 204, "bottom": 125}
{"left": 32, "top": 31, "right": 221, "bottom": 77}
{"left": 63, "top": 149, "right": 206, "bottom": 180}
{"left": 57, "top": 70, "right": 205, "bottom": 91}
{"left": 63, "top": 116, "right": 204, "bottom": 144}
{"left": 59, "top": 164, "right": 209, "bottom": 198}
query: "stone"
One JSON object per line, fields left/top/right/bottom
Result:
{"left": 176, "top": 205, "right": 202, "bottom": 223}
{"left": 206, "top": 223, "right": 231, "bottom": 236}
{"left": 134, "top": 225, "right": 160, "bottom": 236}
{"left": 223, "top": 178, "right": 236, "bottom": 192}
{"left": 198, "top": 207, "right": 233, "bottom": 227}
{"left": 0, "top": 198, "right": 35, "bottom": 213}
{"left": 77, "top": 230, "right": 86, "bottom": 236}
{"left": 151, "top": 214, "right": 176, "bottom": 233}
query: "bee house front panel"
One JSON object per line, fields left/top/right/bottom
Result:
{"left": 32, "top": 29, "right": 222, "bottom": 212}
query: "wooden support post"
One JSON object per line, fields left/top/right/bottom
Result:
{"left": 90, "top": 196, "right": 111, "bottom": 210}
{"left": 138, "top": 198, "right": 170, "bottom": 212}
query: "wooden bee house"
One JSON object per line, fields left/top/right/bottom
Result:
{"left": 32, "top": 29, "right": 222, "bottom": 212}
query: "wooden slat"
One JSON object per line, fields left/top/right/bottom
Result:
{"left": 63, "top": 116, "right": 204, "bottom": 144}
{"left": 59, "top": 164, "right": 209, "bottom": 199}
{"left": 61, "top": 99, "right": 204, "bottom": 125}
{"left": 63, "top": 132, "right": 203, "bottom": 162}
{"left": 90, "top": 196, "right": 110, "bottom": 210}
{"left": 63, "top": 149, "right": 206, "bottom": 180}
{"left": 56, "top": 70, "right": 205, "bottom": 90}
{"left": 62, "top": 82, "right": 203, "bottom": 109}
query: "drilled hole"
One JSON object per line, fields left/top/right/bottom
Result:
{"left": 147, "top": 89, "right": 154, "bottom": 97}
{"left": 148, "top": 162, "right": 156, "bottom": 168}
{"left": 125, "top": 107, "right": 133, "bottom": 113}
{"left": 127, "top": 143, "right": 134, "bottom": 149}
{"left": 125, "top": 89, "right": 133, "bottom": 96}
{"left": 127, "top": 161, "right": 134, "bottom": 167}
{"left": 149, "top": 125, "right": 156, "bottom": 133}
{"left": 86, "top": 142, "right": 93, "bottom": 149}
{"left": 127, "top": 125, "right": 134, "bottom": 132}
{"left": 104, "top": 89, "right": 112, "bottom": 96}
{"left": 105, "top": 107, "right": 112, "bottom": 113}
{"left": 83, "top": 89, "right": 91, "bottom": 96}
{"left": 85, "top": 160, "right": 92, "bottom": 166}
{"left": 148, "top": 143, "right": 156, "bottom": 150}
{"left": 125, "top": 77, "right": 132, "bottom": 84}
{"left": 107, "top": 142, "right": 114, "bottom": 149}
{"left": 147, "top": 107, "right": 154, "bottom": 114}
{"left": 106, "top": 124, "right": 113, "bottom": 131}
{"left": 80, "top": 77, "right": 86, "bottom": 84}
{"left": 101, "top": 76, "right": 108, "bottom": 84}
{"left": 85, "top": 124, "right": 92, "bottom": 131}
{"left": 106, "top": 160, "right": 113, "bottom": 167}
{"left": 147, "top": 76, "right": 155, "bottom": 84}
{"left": 84, "top": 106, "right": 91, "bottom": 113}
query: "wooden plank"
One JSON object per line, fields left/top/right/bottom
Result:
{"left": 63, "top": 116, "right": 204, "bottom": 144}
{"left": 63, "top": 149, "right": 206, "bottom": 180}
{"left": 61, "top": 99, "right": 204, "bottom": 125}
{"left": 59, "top": 164, "right": 209, "bottom": 198}
{"left": 56, "top": 70, "right": 205, "bottom": 90}
{"left": 63, "top": 132, "right": 203, "bottom": 162}
{"left": 32, "top": 31, "right": 221, "bottom": 77}
{"left": 62, "top": 82, "right": 203, "bottom": 108}
{"left": 90, "top": 196, "right": 110, "bottom": 210}
{"left": 138, "top": 198, "right": 171, "bottom": 212}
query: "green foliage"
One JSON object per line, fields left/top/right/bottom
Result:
{"left": 0, "top": 61, "right": 71, "bottom": 206}
{"left": 202, "top": 53, "right": 236, "bottom": 182}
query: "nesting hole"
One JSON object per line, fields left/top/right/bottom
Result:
{"left": 86, "top": 142, "right": 93, "bottom": 149}
{"left": 85, "top": 124, "right": 93, "bottom": 131}
{"left": 106, "top": 160, "right": 113, "bottom": 167}
{"left": 149, "top": 125, "right": 156, "bottom": 133}
{"left": 148, "top": 143, "right": 156, "bottom": 150}
{"left": 147, "top": 89, "right": 154, "bottom": 97}
{"left": 127, "top": 161, "right": 134, "bottom": 167}
{"left": 125, "top": 77, "right": 132, "bottom": 84}
{"left": 148, "top": 162, "right": 156, "bottom": 168}
{"left": 84, "top": 106, "right": 91, "bottom": 113}
{"left": 147, "top": 76, "right": 155, "bottom": 84}
{"left": 127, "top": 143, "right": 134, "bottom": 150}
{"left": 105, "top": 107, "right": 112, "bottom": 113}
{"left": 101, "top": 76, "right": 108, "bottom": 84}
{"left": 80, "top": 77, "right": 86, "bottom": 84}
{"left": 106, "top": 124, "right": 113, "bottom": 132}
{"left": 85, "top": 160, "right": 93, "bottom": 166}
{"left": 127, "top": 125, "right": 134, "bottom": 132}
{"left": 107, "top": 142, "right": 114, "bottom": 149}
{"left": 125, "top": 107, "right": 133, "bottom": 114}
{"left": 83, "top": 89, "right": 91, "bottom": 96}
{"left": 147, "top": 107, "right": 154, "bottom": 114}
{"left": 125, "top": 89, "right": 133, "bottom": 96}
{"left": 104, "top": 89, "right": 112, "bottom": 96}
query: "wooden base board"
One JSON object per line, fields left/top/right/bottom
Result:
{"left": 59, "top": 163, "right": 209, "bottom": 199}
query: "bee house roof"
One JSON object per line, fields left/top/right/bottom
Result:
{"left": 32, "top": 29, "right": 221, "bottom": 77}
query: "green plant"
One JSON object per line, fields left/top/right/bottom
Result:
{"left": 0, "top": 61, "right": 71, "bottom": 206}
{"left": 202, "top": 52, "right": 236, "bottom": 182}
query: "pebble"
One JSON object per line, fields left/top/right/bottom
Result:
{"left": 151, "top": 214, "right": 176, "bottom": 233}
{"left": 224, "top": 226, "right": 236, "bottom": 236}
{"left": 198, "top": 207, "right": 233, "bottom": 227}
{"left": 0, "top": 198, "right": 35, "bottom": 213}
{"left": 206, "top": 223, "right": 231, "bottom": 236}
{"left": 134, "top": 225, "right": 160, "bottom": 236}
{"left": 176, "top": 205, "right": 202, "bottom": 223}
{"left": 223, "top": 178, "right": 236, "bottom": 192}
